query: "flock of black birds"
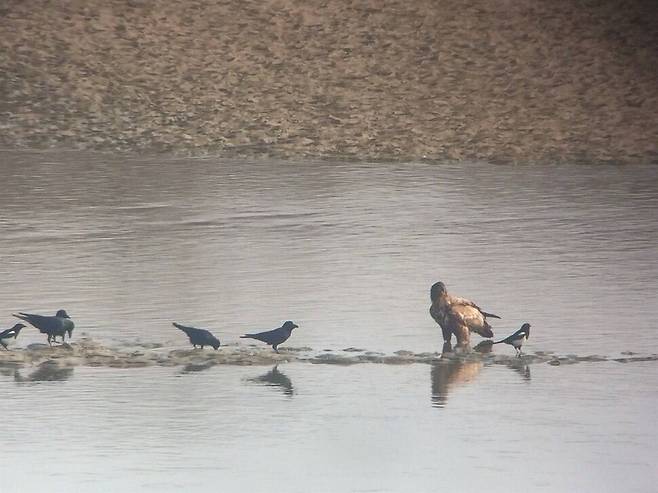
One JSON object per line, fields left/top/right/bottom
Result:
{"left": 172, "top": 320, "right": 299, "bottom": 353}
{"left": 1, "top": 281, "right": 530, "bottom": 356}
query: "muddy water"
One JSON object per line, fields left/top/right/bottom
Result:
{"left": 1, "top": 151, "right": 657, "bottom": 492}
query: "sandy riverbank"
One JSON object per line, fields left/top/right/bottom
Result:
{"left": 1, "top": 0, "right": 656, "bottom": 163}
{"left": 1, "top": 338, "right": 655, "bottom": 372}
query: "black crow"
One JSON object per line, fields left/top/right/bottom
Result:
{"left": 493, "top": 323, "right": 531, "bottom": 356}
{"left": 240, "top": 321, "right": 298, "bottom": 353}
{"left": 429, "top": 281, "right": 499, "bottom": 346}
{"left": 173, "top": 322, "right": 221, "bottom": 350}
{"left": 13, "top": 310, "right": 74, "bottom": 345}
{"left": 0, "top": 323, "right": 25, "bottom": 350}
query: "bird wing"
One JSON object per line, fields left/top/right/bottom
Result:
{"left": 448, "top": 296, "right": 500, "bottom": 319}
{"left": 448, "top": 295, "right": 476, "bottom": 307}
{"left": 494, "top": 326, "right": 527, "bottom": 344}
{"left": 430, "top": 303, "right": 455, "bottom": 342}
{"left": 199, "top": 329, "right": 220, "bottom": 345}
{"left": 173, "top": 323, "right": 218, "bottom": 343}
{"left": 242, "top": 329, "right": 277, "bottom": 344}
{"left": 13, "top": 313, "right": 60, "bottom": 332}
{"left": 429, "top": 304, "right": 444, "bottom": 326}
{"left": 449, "top": 305, "right": 488, "bottom": 332}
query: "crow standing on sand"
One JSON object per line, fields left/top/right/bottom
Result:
{"left": 13, "top": 310, "right": 74, "bottom": 345}
{"left": 429, "top": 281, "right": 500, "bottom": 347}
{"left": 173, "top": 322, "right": 221, "bottom": 350}
{"left": 493, "top": 323, "right": 531, "bottom": 356}
{"left": 0, "top": 323, "right": 25, "bottom": 350}
{"left": 240, "top": 321, "right": 298, "bottom": 353}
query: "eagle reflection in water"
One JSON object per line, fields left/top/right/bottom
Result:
{"left": 431, "top": 342, "right": 530, "bottom": 408}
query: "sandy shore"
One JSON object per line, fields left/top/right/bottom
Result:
{"left": 1, "top": 338, "right": 653, "bottom": 372}
{"left": 1, "top": 0, "right": 656, "bottom": 163}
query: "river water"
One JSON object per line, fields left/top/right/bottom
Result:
{"left": 1, "top": 150, "right": 657, "bottom": 492}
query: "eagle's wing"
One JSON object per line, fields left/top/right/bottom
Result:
{"left": 450, "top": 304, "right": 489, "bottom": 333}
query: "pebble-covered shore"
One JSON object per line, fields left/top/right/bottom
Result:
{"left": 1, "top": 0, "right": 656, "bottom": 163}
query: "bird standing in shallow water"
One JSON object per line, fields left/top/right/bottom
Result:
{"left": 173, "top": 322, "right": 221, "bottom": 350}
{"left": 0, "top": 323, "right": 25, "bottom": 350}
{"left": 429, "top": 281, "right": 499, "bottom": 347}
{"left": 493, "top": 323, "right": 531, "bottom": 356}
{"left": 13, "top": 310, "right": 74, "bottom": 345}
{"left": 240, "top": 321, "right": 298, "bottom": 353}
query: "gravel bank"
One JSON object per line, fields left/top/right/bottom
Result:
{"left": 1, "top": 0, "right": 656, "bottom": 163}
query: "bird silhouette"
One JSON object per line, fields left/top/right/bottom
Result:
{"left": 13, "top": 310, "right": 74, "bottom": 345}
{"left": 493, "top": 323, "right": 531, "bottom": 356}
{"left": 0, "top": 323, "right": 25, "bottom": 350}
{"left": 248, "top": 365, "right": 294, "bottom": 396}
{"left": 429, "top": 281, "right": 499, "bottom": 347}
{"left": 240, "top": 321, "right": 298, "bottom": 353}
{"left": 173, "top": 322, "right": 221, "bottom": 350}
{"left": 14, "top": 362, "right": 74, "bottom": 382}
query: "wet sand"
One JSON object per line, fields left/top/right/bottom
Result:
{"left": 1, "top": 0, "right": 656, "bottom": 164}
{"left": 1, "top": 338, "right": 655, "bottom": 371}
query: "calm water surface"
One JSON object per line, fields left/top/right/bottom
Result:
{"left": 1, "top": 151, "right": 657, "bottom": 492}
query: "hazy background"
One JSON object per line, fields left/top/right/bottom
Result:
{"left": 1, "top": 0, "right": 656, "bottom": 163}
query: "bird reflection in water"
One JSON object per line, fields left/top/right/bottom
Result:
{"left": 247, "top": 365, "right": 294, "bottom": 397}
{"left": 474, "top": 339, "right": 530, "bottom": 380}
{"left": 180, "top": 361, "right": 217, "bottom": 373}
{"left": 14, "top": 362, "right": 74, "bottom": 383}
{"left": 431, "top": 357, "right": 483, "bottom": 408}
{"left": 0, "top": 367, "right": 16, "bottom": 379}
{"left": 431, "top": 342, "right": 530, "bottom": 408}
{"left": 507, "top": 358, "right": 531, "bottom": 381}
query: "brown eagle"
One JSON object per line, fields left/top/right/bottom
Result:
{"left": 429, "top": 281, "right": 500, "bottom": 346}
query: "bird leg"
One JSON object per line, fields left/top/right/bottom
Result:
{"left": 441, "top": 327, "right": 452, "bottom": 345}
{"left": 454, "top": 325, "right": 470, "bottom": 348}
{"left": 1, "top": 341, "right": 8, "bottom": 350}
{"left": 273, "top": 345, "right": 279, "bottom": 354}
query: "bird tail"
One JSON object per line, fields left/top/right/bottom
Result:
{"left": 240, "top": 334, "right": 253, "bottom": 339}
{"left": 13, "top": 313, "right": 29, "bottom": 322}
{"left": 482, "top": 312, "right": 501, "bottom": 319}
{"left": 492, "top": 339, "right": 506, "bottom": 344}
{"left": 173, "top": 322, "right": 194, "bottom": 334}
